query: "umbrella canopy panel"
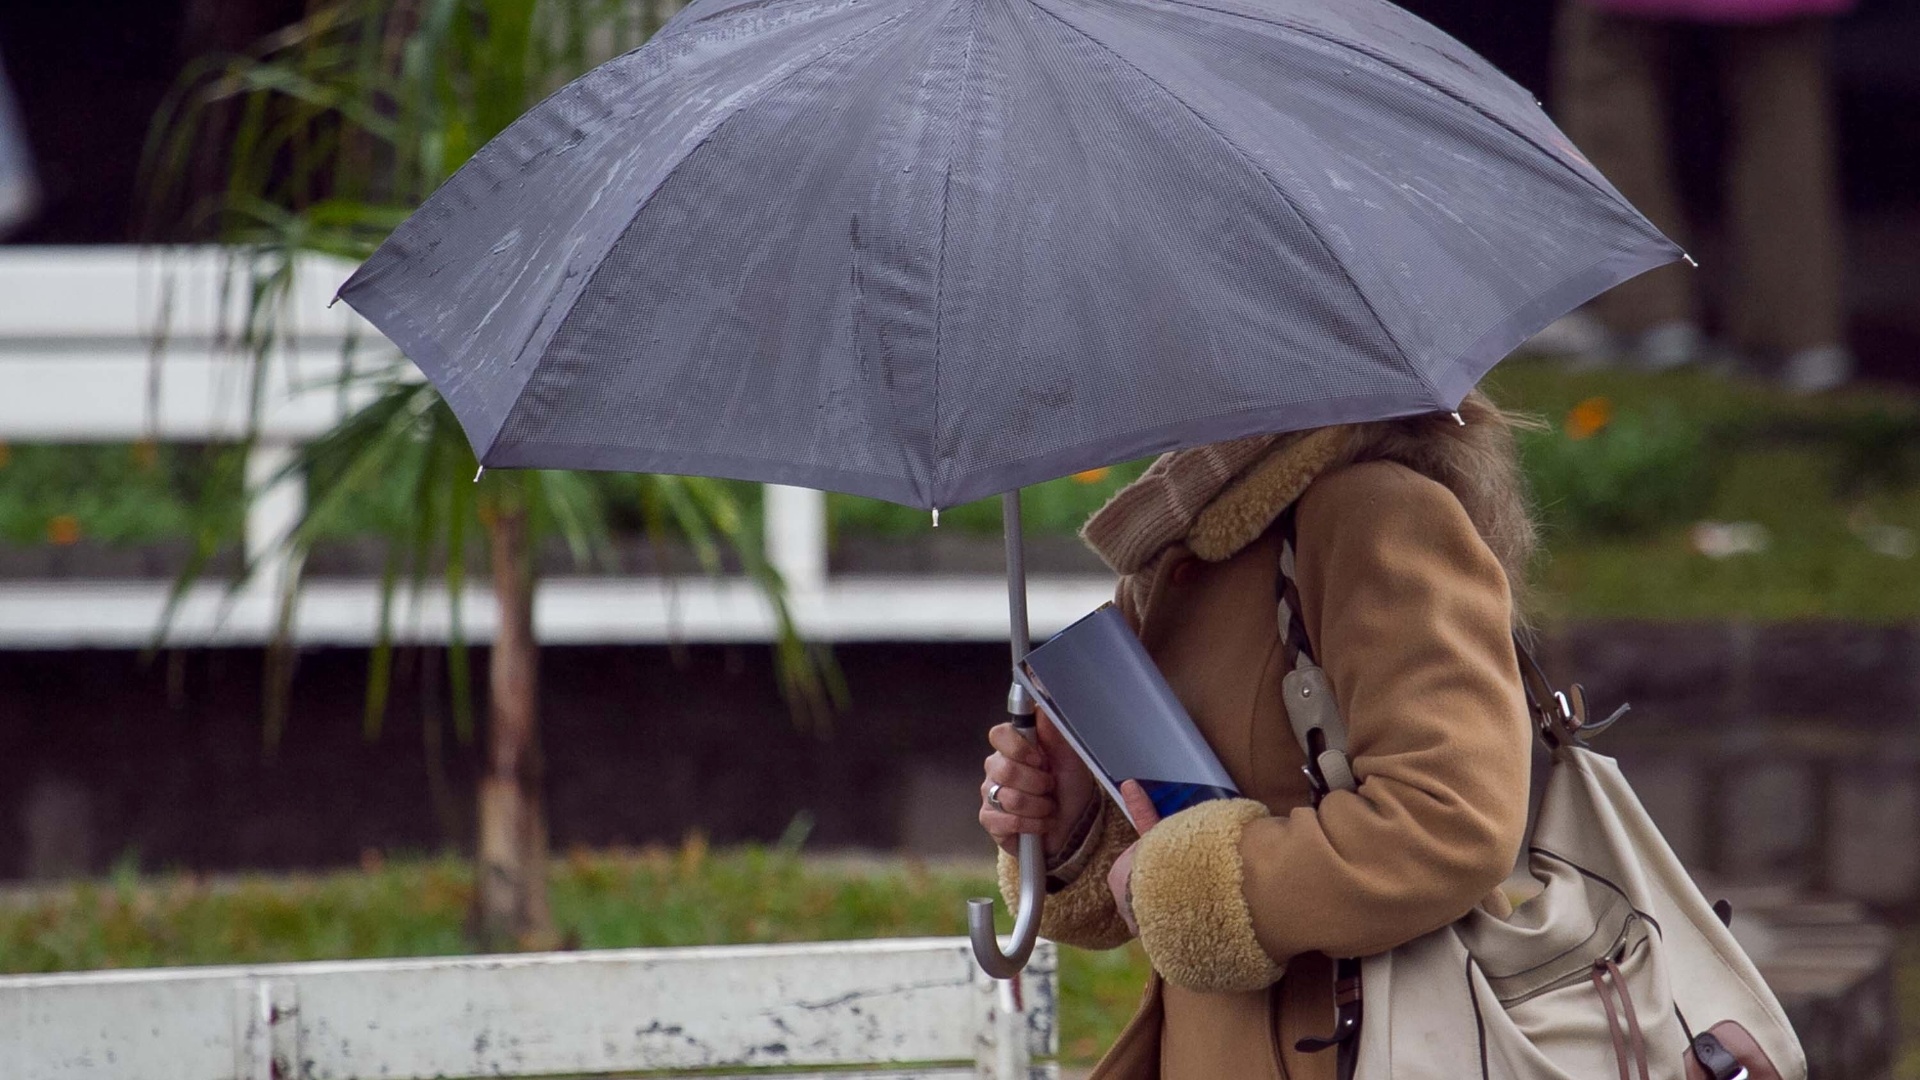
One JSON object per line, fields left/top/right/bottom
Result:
{"left": 340, "top": 0, "right": 1679, "bottom": 510}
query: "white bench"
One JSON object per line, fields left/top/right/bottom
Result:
{"left": 0, "top": 937, "right": 1058, "bottom": 1080}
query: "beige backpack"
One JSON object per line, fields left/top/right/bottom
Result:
{"left": 1276, "top": 526, "right": 1805, "bottom": 1080}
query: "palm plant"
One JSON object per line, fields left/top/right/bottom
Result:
{"left": 142, "top": 0, "right": 836, "bottom": 949}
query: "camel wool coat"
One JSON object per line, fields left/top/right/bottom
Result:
{"left": 1000, "top": 459, "right": 1533, "bottom": 1080}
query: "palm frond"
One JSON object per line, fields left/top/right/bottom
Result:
{"left": 144, "top": 0, "right": 839, "bottom": 743}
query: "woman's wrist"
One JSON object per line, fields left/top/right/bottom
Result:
{"left": 1042, "top": 796, "right": 1105, "bottom": 891}
{"left": 1048, "top": 790, "right": 1100, "bottom": 855}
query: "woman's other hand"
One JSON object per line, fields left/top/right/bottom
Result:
{"left": 979, "top": 709, "right": 1097, "bottom": 858}
{"left": 1107, "top": 780, "right": 1162, "bottom": 936}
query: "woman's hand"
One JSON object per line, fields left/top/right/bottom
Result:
{"left": 979, "top": 709, "right": 1097, "bottom": 858}
{"left": 1107, "top": 780, "right": 1162, "bottom": 936}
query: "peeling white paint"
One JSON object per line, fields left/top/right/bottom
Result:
{"left": 0, "top": 938, "right": 1057, "bottom": 1080}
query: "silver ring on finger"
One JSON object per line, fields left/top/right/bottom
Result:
{"left": 986, "top": 781, "right": 1007, "bottom": 812}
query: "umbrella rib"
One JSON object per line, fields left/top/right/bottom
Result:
{"left": 484, "top": 5, "right": 916, "bottom": 454}
{"left": 1029, "top": 0, "right": 1430, "bottom": 402}
{"left": 1140, "top": 0, "right": 1626, "bottom": 209}
{"left": 929, "top": 0, "right": 986, "bottom": 506}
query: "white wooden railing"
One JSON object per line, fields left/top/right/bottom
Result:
{"left": 0, "top": 937, "right": 1059, "bottom": 1080}
{"left": 0, "top": 247, "right": 1112, "bottom": 647}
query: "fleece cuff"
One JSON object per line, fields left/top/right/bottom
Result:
{"left": 998, "top": 799, "right": 1137, "bottom": 951}
{"left": 1129, "top": 798, "right": 1285, "bottom": 993}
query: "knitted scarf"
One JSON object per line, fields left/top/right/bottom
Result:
{"left": 1081, "top": 425, "right": 1352, "bottom": 575}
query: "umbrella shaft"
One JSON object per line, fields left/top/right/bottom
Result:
{"left": 1003, "top": 490, "right": 1032, "bottom": 662}
{"left": 1003, "top": 491, "right": 1038, "bottom": 727}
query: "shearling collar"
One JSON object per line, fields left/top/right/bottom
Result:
{"left": 1081, "top": 425, "right": 1351, "bottom": 574}
{"left": 1188, "top": 425, "right": 1351, "bottom": 561}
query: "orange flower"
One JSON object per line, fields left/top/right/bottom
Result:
{"left": 47, "top": 515, "right": 82, "bottom": 546}
{"left": 131, "top": 440, "right": 160, "bottom": 471}
{"left": 1565, "top": 396, "right": 1613, "bottom": 441}
{"left": 1070, "top": 467, "right": 1112, "bottom": 484}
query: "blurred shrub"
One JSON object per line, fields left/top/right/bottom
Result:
{"left": 1814, "top": 412, "right": 1920, "bottom": 499}
{"left": 1520, "top": 400, "right": 1720, "bottom": 539}
{"left": 827, "top": 459, "right": 1152, "bottom": 539}
{"left": 0, "top": 442, "right": 242, "bottom": 547}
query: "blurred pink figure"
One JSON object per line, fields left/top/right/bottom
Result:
{"left": 1590, "top": 0, "right": 1852, "bottom": 21}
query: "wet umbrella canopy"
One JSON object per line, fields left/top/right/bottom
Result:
{"left": 337, "top": 0, "right": 1680, "bottom": 976}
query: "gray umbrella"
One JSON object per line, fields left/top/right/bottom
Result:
{"left": 0, "top": 53, "right": 36, "bottom": 236}
{"left": 338, "top": 0, "right": 1680, "bottom": 977}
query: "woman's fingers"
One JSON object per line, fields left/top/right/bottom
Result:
{"left": 978, "top": 806, "right": 1052, "bottom": 855}
{"left": 981, "top": 776, "right": 1055, "bottom": 819}
{"left": 1118, "top": 779, "right": 1161, "bottom": 833}
{"left": 980, "top": 720, "right": 1080, "bottom": 857}
{"left": 983, "top": 751, "right": 1054, "bottom": 796}
{"left": 1032, "top": 710, "right": 1072, "bottom": 761}
{"left": 987, "top": 722, "right": 1047, "bottom": 769}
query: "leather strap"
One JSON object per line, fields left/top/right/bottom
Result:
{"left": 1278, "top": 509, "right": 1652, "bottom": 1080}
{"left": 1591, "top": 959, "right": 1652, "bottom": 1080}
{"left": 1610, "top": 959, "right": 1652, "bottom": 1080}
{"left": 1276, "top": 511, "right": 1353, "bottom": 801}
{"left": 1276, "top": 510, "right": 1361, "bottom": 1079}
{"left": 1592, "top": 964, "right": 1635, "bottom": 1080}
{"left": 1278, "top": 514, "right": 1349, "bottom": 800}
{"left": 1275, "top": 513, "right": 1318, "bottom": 672}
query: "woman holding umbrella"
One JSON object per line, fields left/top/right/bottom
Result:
{"left": 979, "top": 393, "right": 1535, "bottom": 1080}
{"left": 332, "top": 0, "right": 1687, "bottom": 1070}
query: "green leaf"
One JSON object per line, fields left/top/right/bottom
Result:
{"left": 138, "top": 0, "right": 835, "bottom": 754}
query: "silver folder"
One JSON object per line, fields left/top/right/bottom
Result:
{"left": 1015, "top": 603, "right": 1239, "bottom": 825}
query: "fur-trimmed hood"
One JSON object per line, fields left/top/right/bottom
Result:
{"left": 1082, "top": 389, "right": 1536, "bottom": 613}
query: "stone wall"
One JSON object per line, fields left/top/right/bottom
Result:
{"left": 1540, "top": 622, "right": 1920, "bottom": 910}
{"left": 5, "top": 621, "right": 1920, "bottom": 916}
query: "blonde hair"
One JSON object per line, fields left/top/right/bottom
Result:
{"left": 1333, "top": 390, "right": 1542, "bottom": 620}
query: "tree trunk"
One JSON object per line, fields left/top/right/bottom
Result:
{"left": 473, "top": 503, "right": 554, "bottom": 950}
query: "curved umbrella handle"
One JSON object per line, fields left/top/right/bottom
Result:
{"left": 971, "top": 489, "right": 1046, "bottom": 979}
{"left": 970, "top": 712, "right": 1046, "bottom": 979}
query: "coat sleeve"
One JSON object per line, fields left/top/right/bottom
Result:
{"left": 1127, "top": 461, "right": 1531, "bottom": 993}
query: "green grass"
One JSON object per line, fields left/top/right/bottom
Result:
{"left": 1485, "top": 359, "right": 1920, "bottom": 622}
{"left": 0, "top": 845, "right": 1153, "bottom": 1065}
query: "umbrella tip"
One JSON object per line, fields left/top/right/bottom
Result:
{"left": 932, "top": 508, "right": 941, "bottom": 528}
{"left": 1682, "top": 252, "right": 1699, "bottom": 268}
{"left": 474, "top": 465, "right": 486, "bottom": 483}
{"left": 1451, "top": 411, "right": 1466, "bottom": 427}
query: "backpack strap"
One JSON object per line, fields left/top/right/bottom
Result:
{"left": 1277, "top": 510, "right": 1364, "bottom": 1079}
{"left": 1514, "top": 629, "right": 1629, "bottom": 749}
{"left": 1278, "top": 508, "right": 1632, "bottom": 1080}
{"left": 1277, "top": 511, "right": 1356, "bottom": 802}
{"left": 1283, "top": 509, "right": 1623, "bottom": 766}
